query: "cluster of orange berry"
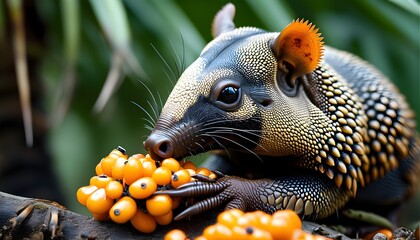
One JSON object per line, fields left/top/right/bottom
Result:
{"left": 164, "top": 209, "right": 330, "bottom": 240}
{"left": 76, "top": 146, "right": 216, "bottom": 233}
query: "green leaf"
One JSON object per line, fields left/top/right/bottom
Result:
{"left": 61, "top": 0, "right": 79, "bottom": 62}
{"left": 89, "top": 0, "right": 130, "bottom": 51}
{"left": 388, "top": 0, "right": 420, "bottom": 16}
{"left": 245, "top": 0, "right": 294, "bottom": 31}
{"left": 125, "top": 0, "right": 205, "bottom": 62}
{"left": 89, "top": 0, "right": 144, "bottom": 77}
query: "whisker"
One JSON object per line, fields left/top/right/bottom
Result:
{"left": 207, "top": 126, "right": 272, "bottom": 145}
{"left": 169, "top": 40, "right": 181, "bottom": 78}
{"left": 202, "top": 133, "right": 263, "bottom": 163}
{"left": 137, "top": 79, "right": 160, "bottom": 117}
{"left": 151, "top": 43, "right": 177, "bottom": 83}
{"left": 205, "top": 134, "right": 231, "bottom": 160}
{"left": 211, "top": 129, "right": 268, "bottom": 153}
{"left": 145, "top": 125, "right": 154, "bottom": 132}
{"left": 131, "top": 101, "right": 156, "bottom": 126}
{"left": 140, "top": 117, "right": 155, "bottom": 130}
{"left": 198, "top": 120, "right": 275, "bottom": 146}
{"left": 157, "top": 92, "right": 164, "bottom": 111}
{"left": 202, "top": 117, "right": 261, "bottom": 128}
{"left": 147, "top": 100, "right": 159, "bottom": 121}
{"left": 194, "top": 141, "right": 206, "bottom": 153}
{"left": 179, "top": 33, "right": 186, "bottom": 72}
{"left": 162, "top": 67, "right": 175, "bottom": 86}
{"left": 197, "top": 123, "right": 272, "bottom": 146}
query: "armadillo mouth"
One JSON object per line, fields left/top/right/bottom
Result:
{"left": 144, "top": 114, "right": 263, "bottom": 160}
{"left": 144, "top": 121, "right": 202, "bottom": 160}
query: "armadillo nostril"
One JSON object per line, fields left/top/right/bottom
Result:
{"left": 144, "top": 133, "right": 174, "bottom": 159}
{"left": 156, "top": 139, "right": 173, "bottom": 158}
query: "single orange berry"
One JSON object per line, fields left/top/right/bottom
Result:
{"left": 129, "top": 153, "right": 145, "bottom": 161}
{"left": 268, "top": 210, "right": 302, "bottom": 240}
{"left": 129, "top": 177, "right": 157, "bottom": 199}
{"left": 164, "top": 229, "right": 187, "bottom": 240}
{"left": 182, "top": 161, "right": 197, "bottom": 171}
{"left": 123, "top": 158, "right": 143, "bottom": 185}
{"left": 217, "top": 210, "right": 240, "bottom": 229}
{"left": 209, "top": 172, "right": 217, "bottom": 179}
{"left": 95, "top": 162, "right": 104, "bottom": 176}
{"left": 146, "top": 195, "right": 172, "bottom": 216}
{"left": 111, "top": 157, "right": 127, "bottom": 180}
{"left": 171, "top": 169, "right": 191, "bottom": 189}
{"left": 152, "top": 166, "right": 172, "bottom": 185}
{"left": 90, "top": 174, "right": 113, "bottom": 188}
{"left": 76, "top": 185, "right": 98, "bottom": 206}
{"left": 362, "top": 229, "right": 393, "bottom": 240}
{"left": 142, "top": 159, "right": 157, "bottom": 177}
{"left": 161, "top": 158, "right": 181, "bottom": 172}
{"left": 109, "top": 196, "right": 137, "bottom": 224}
{"left": 105, "top": 180, "right": 123, "bottom": 199}
{"left": 110, "top": 147, "right": 127, "bottom": 159}
{"left": 86, "top": 188, "right": 114, "bottom": 214}
{"left": 203, "top": 223, "right": 233, "bottom": 239}
{"left": 101, "top": 156, "right": 117, "bottom": 177}
{"left": 196, "top": 167, "right": 211, "bottom": 177}
{"left": 130, "top": 210, "right": 157, "bottom": 233}
{"left": 272, "top": 209, "right": 302, "bottom": 229}
{"left": 154, "top": 210, "right": 173, "bottom": 225}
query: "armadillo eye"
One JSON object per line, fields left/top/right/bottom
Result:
{"left": 211, "top": 80, "right": 242, "bottom": 111}
{"left": 218, "top": 86, "right": 239, "bottom": 104}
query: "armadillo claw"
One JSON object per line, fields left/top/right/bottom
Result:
{"left": 154, "top": 175, "right": 252, "bottom": 220}
{"left": 11, "top": 203, "right": 35, "bottom": 227}
{"left": 153, "top": 180, "right": 227, "bottom": 198}
{"left": 7, "top": 202, "right": 60, "bottom": 238}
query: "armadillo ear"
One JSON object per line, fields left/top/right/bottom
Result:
{"left": 272, "top": 19, "right": 324, "bottom": 81}
{"left": 212, "top": 3, "right": 236, "bottom": 38}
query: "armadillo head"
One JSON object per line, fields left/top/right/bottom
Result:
{"left": 144, "top": 3, "right": 324, "bottom": 160}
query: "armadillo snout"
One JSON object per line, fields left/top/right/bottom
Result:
{"left": 144, "top": 133, "right": 174, "bottom": 160}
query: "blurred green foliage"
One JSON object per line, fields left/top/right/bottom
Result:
{"left": 15, "top": 0, "right": 419, "bottom": 222}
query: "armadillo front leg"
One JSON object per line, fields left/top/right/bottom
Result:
{"left": 155, "top": 174, "right": 353, "bottom": 220}
{"left": 254, "top": 174, "right": 352, "bottom": 218}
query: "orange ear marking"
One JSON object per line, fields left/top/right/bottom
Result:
{"left": 273, "top": 19, "right": 324, "bottom": 77}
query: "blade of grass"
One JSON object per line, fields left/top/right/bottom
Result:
{"left": 7, "top": 0, "right": 33, "bottom": 147}
{"left": 51, "top": 0, "right": 80, "bottom": 125}
{"left": 388, "top": 0, "right": 420, "bottom": 16}
{"left": 93, "top": 51, "right": 123, "bottom": 113}
{"left": 354, "top": 0, "right": 419, "bottom": 50}
{"left": 89, "top": 0, "right": 144, "bottom": 77}
{"left": 149, "top": 0, "right": 205, "bottom": 55}
{"left": 90, "top": 0, "right": 145, "bottom": 112}
{"left": 125, "top": 0, "right": 205, "bottom": 62}
{"left": 62, "top": 0, "right": 79, "bottom": 63}
{"left": 245, "top": 0, "right": 294, "bottom": 31}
